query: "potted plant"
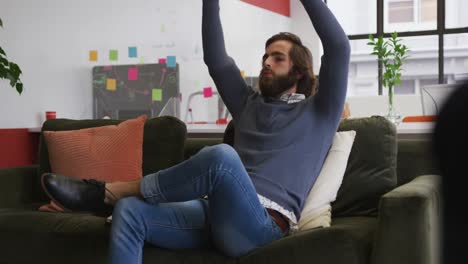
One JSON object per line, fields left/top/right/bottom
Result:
{"left": 367, "top": 32, "right": 410, "bottom": 124}
{"left": 0, "top": 17, "right": 23, "bottom": 94}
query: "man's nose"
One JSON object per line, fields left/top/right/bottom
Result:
{"left": 264, "top": 58, "right": 272, "bottom": 69}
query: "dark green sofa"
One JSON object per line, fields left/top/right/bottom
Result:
{"left": 0, "top": 116, "right": 441, "bottom": 264}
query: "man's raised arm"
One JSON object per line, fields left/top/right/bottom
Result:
{"left": 301, "top": 0, "right": 350, "bottom": 117}
{"left": 202, "top": 0, "right": 251, "bottom": 120}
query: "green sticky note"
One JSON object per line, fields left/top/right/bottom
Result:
{"left": 109, "top": 50, "right": 118, "bottom": 61}
{"left": 152, "top": 89, "right": 162, "bottom": 101}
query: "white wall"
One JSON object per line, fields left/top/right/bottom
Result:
{"left": 0, "top": 0, "right": 290, "bottom": 128}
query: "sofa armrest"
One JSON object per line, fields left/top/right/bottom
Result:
{"left": 0, "top": 165, "right": 39, "bottom": 208}
{"left": 371, "top": 175, "right": 441, "bottom": 264}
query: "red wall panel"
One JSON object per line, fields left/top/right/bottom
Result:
{"left": 0, "top": 129, "right": 39, "bottom": 169}
{"left": 241, "top": 0, "right": 290, "bottom": 17}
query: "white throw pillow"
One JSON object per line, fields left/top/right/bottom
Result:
{"left": 298, "top": 130, "right": 356, "bottom": 232}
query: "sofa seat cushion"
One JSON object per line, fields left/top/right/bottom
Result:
{"left": 0, "top": 207, "right": 236, "bottom": 264}
{"left": 240, "top": 217, "right": 377, "bottom": 264}
{"left": 0, "top": 207, "right": 110, "bottom": 264}
{"left": 1, "top": 207, "right": 376, "bottom": 264}
{"left": 142, "top": 247, "right": 236, "bottom": 264}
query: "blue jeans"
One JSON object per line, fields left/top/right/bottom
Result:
{"left": 109, "top": 144, "right": 284, "bottom": 264}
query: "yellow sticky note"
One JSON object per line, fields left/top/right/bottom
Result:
{"left": 241, "top": 70, "right": 245, "bottom": 78}
{"left": 152, "top": 89, "right": 162, "bottom": 101}
{"left": 107, "top": 79, "right": 116, "bottom": 91}
{"left": 161, "top": 24, "right": 166, "bottom": 33}
{"left": 89, "top": 50, "right": 98, "bottom": 62}
{"left": 139, "top": 57, "right": 145, "bottom": 64}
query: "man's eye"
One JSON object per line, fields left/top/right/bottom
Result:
{"left": 275, "top": 57, "right": 285, "bottom": 62}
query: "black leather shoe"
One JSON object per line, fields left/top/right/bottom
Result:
{"left": 41, "top": 173, "right": 113, "bottom": 216}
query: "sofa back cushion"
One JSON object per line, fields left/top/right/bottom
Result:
{"left": 35, "top": 116, "right": 187, "bottom": 202}
{"left": 222, "top": 116, "right": 397, "bottom": 217}
{"left": 332, "top": 116, "right": 397, "bottom": 217}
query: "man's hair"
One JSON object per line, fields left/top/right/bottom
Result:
{"left": 265, "top": 32, "right": 318, "bottom": 98}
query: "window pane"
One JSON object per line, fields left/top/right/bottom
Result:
{"left": 444, "top": 34, "right": 468, "bottom": 83}
{"left": 348, "top": 36, "right": 438, "bottom": 96}
{"left": 385, "top": 0, "right": 437, "bottom": 32}
{"left": 398, "top": 79, "right": 416, "bottom": 94}
{"left": 421, "top": 0, "right": 437, "bottom": 22}
{"left": 394, "top": 36, "right": 439, "bottom": 95}
{"left": 446, "top": 0, "right": 468, "bottom": 28}
{"left": 348, "top": 40, "right": 379, "bottom": 97}
{"left": 327, "top": 0, "right": 377, "bottom": 35}
{"left": 388, "top": 0, "right": 414, "bottom": 23}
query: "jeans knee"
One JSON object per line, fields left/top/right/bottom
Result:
{"left": 202, "top": 144, "right": 240, "bottom": 166}
{"left": 113, "top": 197, "right": 144, "bottom": 226}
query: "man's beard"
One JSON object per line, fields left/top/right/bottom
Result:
{"left": 258, "top": 70, "right": 297, "bottom": 98}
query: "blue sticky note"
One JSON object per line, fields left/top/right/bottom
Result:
{"left": 128, "top": 47, "right": 138, "bottom": 58}
{"left": 167, "top": 56, "right": 176, "bottom": 68}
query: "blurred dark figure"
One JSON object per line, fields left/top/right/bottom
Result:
{"left": 433, "top": 80, "right": 468, "bottom": 264}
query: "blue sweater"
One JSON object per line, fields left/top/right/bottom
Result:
{"left": 202, "top": 0, "right": 350, "bottom": 221}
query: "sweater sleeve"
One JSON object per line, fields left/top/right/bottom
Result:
{"left": 301, "top": 0, "right": 350, "bottom": 119}
{"left": 202, "top": 0, "right": 252, "bottom": 120}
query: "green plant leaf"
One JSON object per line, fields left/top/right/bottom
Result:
{"left": 9, "top": 62, "right": 22, "bottom": 76}
{"left": 16, "top": 82, "right": 23, "bottom": 94}
{"left": 0, "top": 47, "right": 5, "bottom": 56}
{"left": 0, "top": 67, "right": 5, "bottom": 78}
{"left": 0, "top": 18, "right": 3, "bottom": 28}
{"left": 0, "top": 57, "right": 8, "bottom": 66}
{"left": 369, "top": 32, "right": 410, "bottom": 93}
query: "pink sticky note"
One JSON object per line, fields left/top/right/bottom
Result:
{"left": 203, "top": 87, "right": 213, "bottom": 98}
{"left": 158, "top": 58, "right": 167, "bottom": 64}
{"left": 103, "top": 65, "right": 113, "bottom": 71}
{"left": 128, "top": 68, "right": 138, "bottom": 81}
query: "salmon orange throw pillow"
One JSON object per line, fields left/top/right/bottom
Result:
{"left": 39, "top": 115, "right": 147, "bottom": 212}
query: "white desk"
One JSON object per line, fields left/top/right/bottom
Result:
{"left": 187, "top": 124, "right": 227, "bottom": 134}
{"left": 28, "top": 124, "right": 229, "bottom": 137}
{"left": 29, "top": 122, "right": 435, "bottom": 139}
{"left": 396, "top": 122, "right": 435, "bottom": 134}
